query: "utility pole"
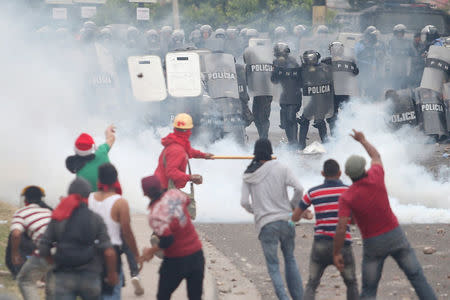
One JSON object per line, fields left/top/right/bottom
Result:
{"left": 173, "top": 0, "right": 180, "bottom": 29}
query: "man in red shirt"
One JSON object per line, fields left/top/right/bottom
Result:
{"left": 139, "top": 175, "right": 204, "bottom": 300}
{"left": 154, "top": 113, "right": 213, "bottom": 190}
{"left": 333, "top": 130, "right": 436, "bottom": 300}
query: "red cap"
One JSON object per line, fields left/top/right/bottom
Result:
{"left": 74, "top": 133, "right": 95, "bottom": 156}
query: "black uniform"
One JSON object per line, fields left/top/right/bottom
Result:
{"left": 271, "top": 55, "right": 302, "bottom": 144}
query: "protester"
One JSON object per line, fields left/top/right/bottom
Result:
{"left": 66, "top": 125, "right": 143, "bottom": 295}
{"left": 88, "top": 163, "right": 141, "bottom": 299}
{"left": 66, "top": 124, "right": 116, "bottom": 191}
{"left": 292, "top": 159, "right": 358, "bottom": 300}
{"left": 154, "top": 113, "right": 213, "bottom": 219}
{"left": 139, "top": 175, "right": 205, "bottom": 300}
{"left": 333, "top": 130, "right": 437, "bottom": 300}
{"left": 240, "top": 138, "right": 305, "bottom": 300}
{"left": 10, "top": 186, "right": 53, "bottom": 300}
{"left": 39, "top": 178, "right": 119, "bottom": 300}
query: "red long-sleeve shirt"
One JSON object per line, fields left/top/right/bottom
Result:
{"left": 154, "top": 132, "right": 206, "bottom": 189}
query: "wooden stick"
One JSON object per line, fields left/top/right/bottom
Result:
{"left": 209, "top": 155, "right": 277, "bottom": 160}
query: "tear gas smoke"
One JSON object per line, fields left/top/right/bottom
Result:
{"left": 0, "top": 5, "right": 448, "bottom": 225}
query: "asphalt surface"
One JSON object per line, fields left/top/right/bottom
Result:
{"left": 197, "top": 223, "right": 450, "bottom": 300}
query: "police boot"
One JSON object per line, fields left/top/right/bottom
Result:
{"left": 314, "top": 120, "right": 328, "bottom": 143}
{"left": 298, "top": 117, "right": 310, "bottom": 150}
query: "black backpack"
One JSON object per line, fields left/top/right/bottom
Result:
{"left": 54, "top": 203, "right": 97, "bottom": 269}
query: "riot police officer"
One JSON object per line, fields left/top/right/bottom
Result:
{"left": 160, "top": 25, "right": 173, "bottom": 56}
{"left": 421, "top": 25, "right": 443, "bottom": 52}
{"left": 293, "top": 24, "right": 307, "bottom": 55}
{"left": 199, "top": 24, "right": 213, "bottom": 48}
{"left": 355, "top": 26, "right": 385, "bottom": 99}
{"left": 188, "top": 29, "right": 202, "bottom": 48}
{"left": 387, "top": 24, "right": 413, "bottom": 90}
{"left": 273, "top": 26, "right": 288, "bottom": 44}
{"left": 271, "top": 43, "right": 302, "bottom": 145}
{"left": 322, "top": 41, "right": 359, "bottom": 136}
{"left": 145, "top": 29, "right": 161, "bottom": 56}
{"left": 225, "top": 27, "right": 242, "bottom": 59}
{"left": 169, "top": 29, "right": 185, "bottom": 51}
{"left": 298, "top": 50, "right": 334, "bottom": 149}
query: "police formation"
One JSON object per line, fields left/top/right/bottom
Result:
{"left": 41, "top": 21, "right": 450, "bottom": 147}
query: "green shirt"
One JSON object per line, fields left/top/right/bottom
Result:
{"left": 77, "top": 143, "right": 110, "bottom": 191}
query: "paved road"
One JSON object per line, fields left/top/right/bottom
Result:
{"left": 197, "top": 223, "right": 450, "bottom": 300}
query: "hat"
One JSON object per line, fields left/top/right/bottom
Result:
{"left": 74, "top": 133, "right": 95, "bottom": 156}
{"left": 68, "top": 177, "right": 92, "bottom": 198}
{"left": 345, "top": 155, "right": 367, "bottom": 180}
{"left": 253, "top": 138, "right": 273, "bottom": 161}
{"left": 141, "top": 175, "right": 162, "bottom": 200}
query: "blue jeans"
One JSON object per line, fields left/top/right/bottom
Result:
{"left": 361, "top": 226, "right": 437, "bottom": 300}
{"left": 122, "top": 241, "right": 139, "bottom": 277}
{"left": 54, "top": 271, "right": 101, "bottom": 300}
{"left": 304, "top": 239, "right": 358, "bottom": 300}
{"left": 259, "top": 220, "right": 303, "bottom": 300}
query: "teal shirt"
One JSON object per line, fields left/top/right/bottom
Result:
{"left": 77, "top": 143, "right": 110, "bottom": 191}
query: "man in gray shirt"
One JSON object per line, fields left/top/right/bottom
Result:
{"left": 241, "top": 138, "right": 307, "bottom": 300}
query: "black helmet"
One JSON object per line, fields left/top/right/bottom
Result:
{"left": 274, "top": 42, "right": 290, "bottom": 57}
{"left": 421, "top": 25, "right": 439, "bottom": 43}
{"left": 302, "top": 50, "right": 320, "bottom": 65}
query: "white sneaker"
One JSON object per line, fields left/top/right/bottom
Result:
{"left": 131, "top": 276, "right": 144, "bottom": 296}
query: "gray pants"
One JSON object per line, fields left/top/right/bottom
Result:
{"left": 304, "top": 239, "right": 358, "bottom": 300}
{"left": 16, "top": 255, "right": 54, "bottom": 300}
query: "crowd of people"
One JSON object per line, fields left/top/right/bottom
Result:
{"left": 6, "top": 111, "right": 439, "bottom": 300}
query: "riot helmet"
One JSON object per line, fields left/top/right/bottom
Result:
{"left": 200, "top": 24, "right": 213, "bottom": 39}
{"left": 293, "top": 25, "right": 307, "bottom": 37}
{"left": 83, "top": 21, "right": 97, "bottom": 31}
{"left": 363, "top": 26, "right": 378, "bottom": 45}
{"left": 239, "top": 28, "right": 248, "bottom": 38}
{"left": 316, "top": 25, "right": 329, "bottom": 34}
{"left": 393, "top": 24, "right": 407, "bottom": 37}
{"left": 171, "top": 29, "right": 184, "bottom": 43}
{"left": 127, "top": 26, "right": 139, "bottom": 48}
{"left": 98, "top": 27, "right": 112, "bottom": 42}
{"left": 302, "top": 50, "right": 320, "bottom": 65}
{"left": 145, "top": 29, "right": 159, "bottom": 44}
{"left": 226, "top": 28, "right": 238, "bottom": 39}
{"left": 161, "top": 26, "right": 173, "bottom": 38}
{"left": 215, "top": 28, "right": 226, "bottom": 39}
{"left": 329, "top": 41, "right": 344, "bottom": 57}
{"left": 246, "top": 28, "right": 259, "bottom": 39}
{"left": 421, "top": 25, "right": 439, "bottom": 43}
{"left": 189, "top": 29, "right": 201, "bottom": 44}
{"left": 274, "top": 26, "right": 287, "bottom": 40}
{"left": 274, "top": 42, "right": 290, "bottom": 58}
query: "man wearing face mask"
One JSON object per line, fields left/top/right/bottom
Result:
{"left": 153, "top": 113, "right": 214, "bottom": 219}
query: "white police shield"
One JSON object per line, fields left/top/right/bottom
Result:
{"left": 94, "top": 42, "right": 118, "bottom": 88}
{"left": 420, "top": 45, "right": 450, "bottom": 94}
{"left": 127, "top": 55, "right": 167, "bottom": 102}
{"left": 248, "top": 38, "right": 272, "bottom": 48}
{"left": 331, "top": 56, "right": 359, "bottom": 97}
{"left": 203, "top": 53, "right": 239, "bottom": 99}
{"left": 166, "top": 52, "right": 202, "bottom": 98}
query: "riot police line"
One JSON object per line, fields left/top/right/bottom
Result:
{"left": 37, "top": 21, "right": 450, "bottom": 146}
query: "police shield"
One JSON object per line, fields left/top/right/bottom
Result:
{"left": 166, "top": 52, "right": 202, "bottom": 98}
{"left": 331, "top": 54, "right": 359, "bottom": 97}
{"left": 443, "top": 83, "right": 450, "bottom": 132}
{"left": 415, "top": 88, "right": 447, "bottom": 136}
{"left": 203, "top": 53, "right": 239, "bottom": 99}
{"left": 93, "top": 42, "right": 118, "bottom": 88}
{"left": 248, "top": 38, "right": 271, "bottom": 48}
{"left": 301, "top": 63, "right": 334, "bottom": 120}
{"left": 244, "top": 42, "right": 273, "bottom": 97}
{"left": 127, "top": 55, "right": 167, "bottom": 102}
{"left": 420, "top": 45, "right": 450, "bottom": 94}
{"left": 386, "top": 89, "right": 417, "bottom": 128}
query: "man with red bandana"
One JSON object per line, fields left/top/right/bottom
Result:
{"left": 154, "top": 113, "right": 214, "bottom": 190}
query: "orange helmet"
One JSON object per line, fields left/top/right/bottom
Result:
{"left": 173, "top": 113, "right": 194, "bottom": 130}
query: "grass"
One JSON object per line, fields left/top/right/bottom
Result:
{"left": 0, "top": 201, "right": 21, "bottom": 298}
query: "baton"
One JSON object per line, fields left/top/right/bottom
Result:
{"left": 210, "top": 155, "right": 277, "bottom": 160}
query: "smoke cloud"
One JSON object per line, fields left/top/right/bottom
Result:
{"left": 0, "top": 4, "right": 448, "bottom": 225}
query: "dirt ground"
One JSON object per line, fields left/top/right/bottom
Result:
{"left": 197, "top": 223, "right": 450, "bottom": 300}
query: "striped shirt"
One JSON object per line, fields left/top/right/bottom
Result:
{"left": 10, "top": 204, "right": 52, "bottom": 245}
{"left": 300, "top": 179, "right": 352, "bottom": 244}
